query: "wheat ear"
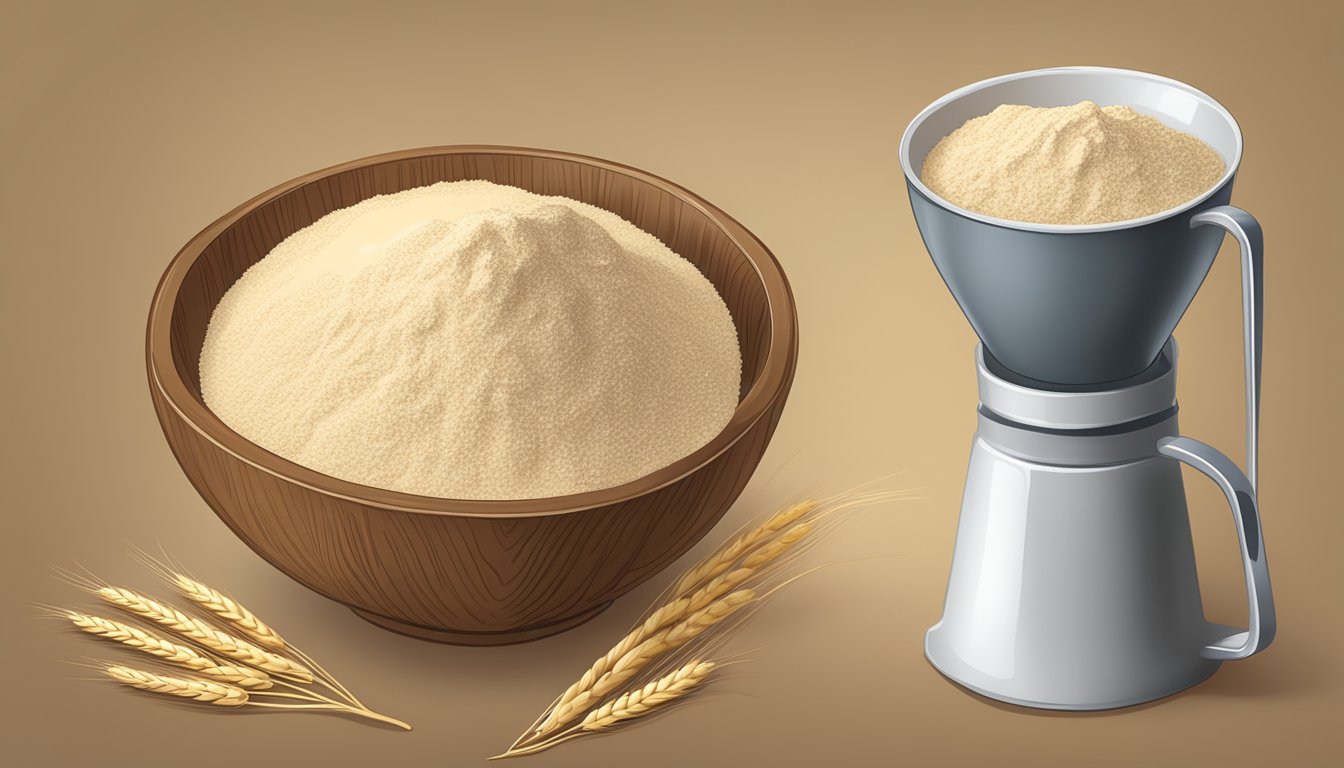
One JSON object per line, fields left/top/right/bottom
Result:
{"left": 536, "top": 566, "right": 749, "bottom": 735}
{"left": 742, "top": 522, "right": 812, "bottom": 569}
{"left": 196, "top": 664, "right": 275, "bottom": 690}
{"left": 533, "top": 523, "right": 811, "bottom": 739}
{"left": 580, "top": 659, "right": 715, "bottom": 731}
{"left": 97, "top": 586, "right": 312, "bottom": 683}
{"left": 146, "top": 563, "right": 362, "bottom": 706}
{"left": 69, "top": 611, "right": 213, "bottom": 670}
{"left": 66, "top": 610, "right": 273, "bottom": 690}
{"left": 498, "top": 661, "right": 717, "bottom": 758}
{"left": 669, "top": 500, "right": 817, "bottom": 597}
{"left": 538, "top": 589, "right": 752, "bottom": 737}
{"left": 170, "top": 574, "right": 286, "bottom": 651}
{"left": 165, "top": 570, "right": 358, "bottom": 701}
{"left": 105, "top": 665, "right": 248, "bottom": 707}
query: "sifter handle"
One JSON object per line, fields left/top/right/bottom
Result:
{"left": 1189, "top": 206, "right": 1263, "bottom": 490}
{"left": 1158, "top": 436, "right": 1274, "bottom": 659}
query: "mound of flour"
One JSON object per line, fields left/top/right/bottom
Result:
{"left": 921, "top": 100, "right": 1225, "bottom": 225}
{"left": 200, "top": 181, "right": 741, "bottom": 500}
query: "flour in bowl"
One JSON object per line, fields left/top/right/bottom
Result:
{"left": 199, "top": 181, "right": 741, "bottom": 500}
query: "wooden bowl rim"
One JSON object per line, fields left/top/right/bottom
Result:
{"left": 146, "top": 145, "right": 798, "bottom": 519}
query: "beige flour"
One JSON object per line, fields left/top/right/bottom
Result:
{"left": 199, "top": 181, "right": 741, "bottom": 500}
{"left": 921, "top": 100, "right": 1225, "bottom": 225}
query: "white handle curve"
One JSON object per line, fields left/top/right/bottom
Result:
{"left": 1158, "top": 436, "right": 1275, "bottom": 660}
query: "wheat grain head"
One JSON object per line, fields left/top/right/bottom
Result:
{"left": 97, "top": 586, "right": 311, "bottom": 683}
{"left": 579, "top": 659, "right": 715, "bottom": 731}
{"left": 669, "top": 500, "right": 818, "bottom": 598}
{"left": 539, "top": 589, "right": 752, "bottom": 736}
{"left": 170, "top": 574, "right": 287, "bottom": 652}
{"left": 67, "top": 610, "right": 213, "bottom": 671}
{"left": 104, "top": 665, "right": 249, "bottom": 707}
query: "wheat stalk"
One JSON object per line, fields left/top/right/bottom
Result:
{"left": 133, "top": 554, "right": 363, "bottom": 707}
{"left": 535, "top": 566, "right": 749, "bottom": 735}
{"left": 669, "top": 500, "right": 817, "bottom": 598}
{"left": 57, "top": 562, "right": 411, "bottom": 729}
{"left": 66, "top": 610, "right": 275, "bottom": 690}
{"left": 537, "top": 589, "right": 752, "bottom": 737}
{"left": 97, "top": 586, "right": 312, "bottom": 683}
{"left": 99, "top": 662, "right": 410, "bottom": 728}
{"left": 105, "top": 665, "right": 248, "bottom": 707}
{"left": 531, "top": 517, "right": 814, "bottom": 739}
{"left": 498, "top": 660, "right": 718, "bottom": 758}
{"left": 503, "top": 492, "right": 915, "bottom": 758}
{"left": 170, "top": 574, "right": 286, "bottom": 651}
{"left": 580, "top": 659, "right": 714, "bottom": 731}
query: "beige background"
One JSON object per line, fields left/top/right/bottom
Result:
{"left": 3, "top": 1, "right": 1341, "bottom": 765}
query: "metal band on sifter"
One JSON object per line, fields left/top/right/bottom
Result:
{"left": 976, "top": 339, "right": 1179, "bottom": 431}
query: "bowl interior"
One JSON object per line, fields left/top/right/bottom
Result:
{"left": 158, "top": 147, "right": 783, "bottom": 509}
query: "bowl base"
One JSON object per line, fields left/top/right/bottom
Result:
{"left": 350, "top": 601, "right": 614, "bottom": 646}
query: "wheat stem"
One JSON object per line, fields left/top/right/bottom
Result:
{"left": 267, "top": 674, "right": 405, "bottom": 728}
{"left": 257, "top": 679, "right": 410, "bottom": 728}
{"left": 247, "top": 700, "right": 411, "bottom": 729}
{"left": 284, "top": 644, "right": 365, "bottom": 707}
{"left": 490, "top": 733, "right": 588, "bottom": 759}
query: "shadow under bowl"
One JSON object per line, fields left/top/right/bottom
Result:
{"left": 146, "top": 145, "right": 798, "bottom": 645}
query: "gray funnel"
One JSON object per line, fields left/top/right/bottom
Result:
{"left": 900, "top": 68, "right": 1245, "bottom": 387}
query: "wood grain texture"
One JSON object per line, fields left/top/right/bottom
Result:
{"left": 146, "top": 146, "right": 798, "bottom": 644}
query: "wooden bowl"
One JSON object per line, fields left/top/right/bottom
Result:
{"left": 146, "top": 146, "right": 798, "bottom": 645}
